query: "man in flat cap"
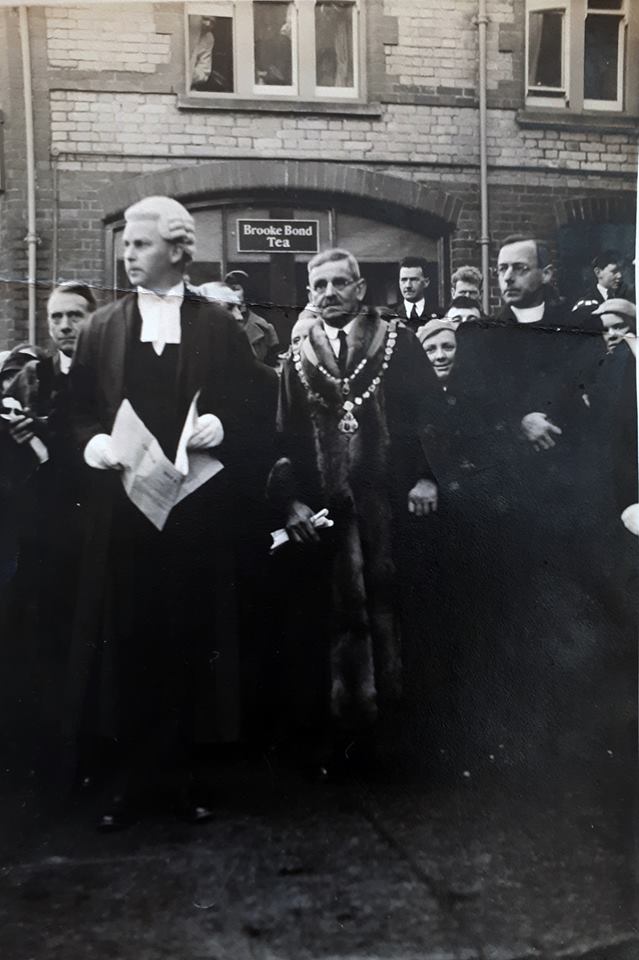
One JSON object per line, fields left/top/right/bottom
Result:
{"left": 224, "top": 269, "right": 280, "bottom": 367}
{"left": 67, "top": 195, "right": 260, "bottom": 829}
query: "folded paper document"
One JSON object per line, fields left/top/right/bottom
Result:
{"left": 110, "top": 393, "right": 223, "bottom": 531}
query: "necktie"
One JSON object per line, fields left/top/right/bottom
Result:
{"left": 337, "top": 329, "right": 348, "bottom": 377}
{"left": 409, "top": 304, "right": 417, "bottom": 323}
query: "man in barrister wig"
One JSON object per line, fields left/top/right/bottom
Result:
{"left": 67, "top": 195, "right": 260, "bottom": 829}
{"left": 268, "top": 248, "right": 441, "bottom": 777}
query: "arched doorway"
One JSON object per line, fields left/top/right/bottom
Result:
{"left": 102, "top": 160, "right": 461, "bottom": 341}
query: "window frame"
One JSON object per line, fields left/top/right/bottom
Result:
{"left": 525, "top": 1, "right": 570, "bottom": 108}
{"left": 582, "top": 1, "right": 627, "bottom": 112}
{"left": 184, "top": 0, "right": 364, "bottom": 104}
{"left": 314, "top": 1, "right": 360, "bottom": 99}
{"left": 524, "top": 0, "right": 633, "bottom": 115}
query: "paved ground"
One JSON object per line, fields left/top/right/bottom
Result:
{"left": 0, "top": 752, "right": 636, "bottom": 960}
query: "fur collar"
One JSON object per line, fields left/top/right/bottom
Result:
{"left": 304, "top": 308, "right": 384, "bottom": 376}
{"left": 298, "top": 310, "right": 391, "bottom": 408}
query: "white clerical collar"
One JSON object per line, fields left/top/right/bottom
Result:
{"left": 137, "top": 282, "right": 185, "bottom": 356}
{"left": 323, "top": 318, "right": 356, "bottom": 340}
{"left": 58, "top": 351, "right": 72, "bottom": 374}
{"left": 511, "top": 303, "right": 546, "bottom": 325}
{"left": 404, "top": 298, "right": 425, "bottom": 317}
{"left": 597, "top": 283, "right": 609, "bottom": 301}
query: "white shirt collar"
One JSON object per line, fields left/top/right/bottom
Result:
{"left": 137, "top": 282, "right": 185, "bottom": 356}
{"left": 58, "top": 351, "right": 72, "bottom": 374}
{"left": 511, "top": 303, "right": 546, "bottom": 325}
{"left": 597, "top": 283, "right": 609, "bottom": 301}
{"left": 404, "top": 298, "right": 425, "bottom": 317}
{"left": 323, "top": 318, "right": 356, "bottom": 357}
{"left": 323, "top": 318, "right": 356, "bottom": 340}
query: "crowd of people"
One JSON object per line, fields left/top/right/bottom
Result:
{"left": 0, "top": 195, "right": 636, "bottom": 830}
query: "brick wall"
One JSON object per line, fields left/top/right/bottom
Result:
{"left": 46, "top": 4, "right": 171, "bottom": 73}
{"left": 48, "top": 90, "right": 638, "bottom": 176}
{"left": 0, "top": 1, "right": 636, "bottom": 347}
{"left": 384, "top": 0, "right": 515, "bottom": 97}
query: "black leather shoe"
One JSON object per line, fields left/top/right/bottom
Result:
{"left": 97, "top": 794, "right": 138, "bottom": 832}
{"left": 179, "top": 801, "right": 214, "bottom": 825}
{"left": 175, "top": 784, "right": 214, "bottom": 824}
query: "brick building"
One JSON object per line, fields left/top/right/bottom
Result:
{"left": 0, "top": 0, "right": 637, "bottom": 347}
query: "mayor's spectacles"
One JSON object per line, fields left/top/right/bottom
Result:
{"left": 310, "top": 277, "right": 359, "bottom": 293}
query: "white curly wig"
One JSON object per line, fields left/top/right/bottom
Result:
{"left": 124, "top": 196, "right": 196, "bottom": 262}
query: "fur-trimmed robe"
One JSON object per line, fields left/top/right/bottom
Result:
{"left": 270, "top": 308, "right": 441, "bottom": 728}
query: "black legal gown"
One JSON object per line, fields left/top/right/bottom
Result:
{"left": 86, "top": 330, "right": 240, "bottom": 773}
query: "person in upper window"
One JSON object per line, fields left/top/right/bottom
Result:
{"left": 390, "top": 256, "right": 440, "bottom": 333}
{"left": 189, "top": 15, "right": 234, "bottom": 93}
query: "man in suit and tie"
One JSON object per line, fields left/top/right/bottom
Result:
{"left": 270, "top": 247, "right": 440, "bottom": 777}
{"left": 391, "top": 256, "right": 439, "bottom": 333}
{"left": 573, "top": 249, "right": 634, "bottom": 314}
{"left": 67, "top": 195, "right": 261, "bottom": 829}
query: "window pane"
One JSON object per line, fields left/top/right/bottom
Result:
{"left": 584, "top": 14, "right": 620, "bottom": 101}
{"left": 587, "top": 0, "right": 623, "bottom": 10}
{"left": 253, "top": 2, "right": 293, "bottom": 87}
{"left": 188, "top": 14, "right": 234, "bottom": 93}
{"left": 528, "top": 11, "right": 563, "bottom": 90}
{"left": 315, "top": 2, "right": 354, "bottom": 88}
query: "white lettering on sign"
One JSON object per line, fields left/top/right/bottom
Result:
{"left": 236, "top": 219, "right": 319, "bottom": 254}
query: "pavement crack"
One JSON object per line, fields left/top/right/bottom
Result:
{"left": 348, "top": 782, "right": 460, "bottom": 910}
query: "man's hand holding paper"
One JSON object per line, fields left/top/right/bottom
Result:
{"left": 84, "top": 433, "right": 122, "bottom": 470}
{"left": 100, "top": 394, "right": 225, "bottom": 530}
{"left": 187, "top": 413, "right": 224, "bottom": 451}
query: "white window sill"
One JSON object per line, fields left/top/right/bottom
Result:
{"left": 517, "top": 108, "right": 639, "bottom": 134}
{"left": 177, "top": 94, "right": 382, "bottom": 117}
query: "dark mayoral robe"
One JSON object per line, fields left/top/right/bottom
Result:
{"left": 269, "top": 310, "right": 441, "bottom": 732}
{"left": 64, "top": 288, "right": 261, "bottom": 777}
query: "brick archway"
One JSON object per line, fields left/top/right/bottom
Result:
{"left": 99, "top": 160, "right": 462, "bottom": 237}
{"left": 554, "top": 195, "right": 637, "bottom": 227}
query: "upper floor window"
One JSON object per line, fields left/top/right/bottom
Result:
{"left": 526, "top": 0, "right": 630, "bottom": 112}
{"left": 186, "top": 0, "right": 361, "bottom": 101}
